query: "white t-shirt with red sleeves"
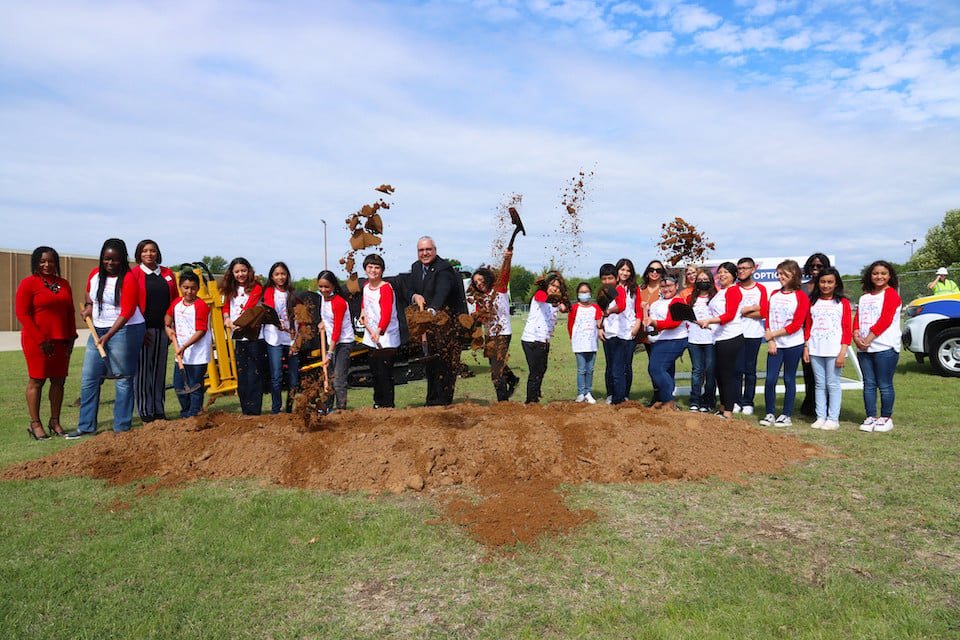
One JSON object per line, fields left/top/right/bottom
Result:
{"left": 765, "top": 289, "right": 809, "bottom": 349}
{"left": 854, "top": 287, "right": 902, "bottom": 353}
{"left": 687, "top": 294, "right": 717, "bottom": 345}
{"left": 521, "top": 290, "right": 560, "bottom": 343}
{"left": 648, "top": 296, "right": 689, "bottom": 343}
{"left": 167, "top": 297, "right": 211, "bottom": 365}
{"left": 737, "top": 282, "right": 767, "bottom": 339}
{"left": 806, "top": 297, "right": 852, "bottom": 358}
{"left": 262, "top": 288, "right": 294, "bottom": 347}
{"left": 362, "top": 281, "right": 400, "bottom": 349}
{"left": 568, "top": 303, "right": 601, "bottom": 353}
{"left": 708, "top": 286, "right": 743, "bottom": 342}
{"left": 321, "top": 294, "right": 355, "bottom": 345}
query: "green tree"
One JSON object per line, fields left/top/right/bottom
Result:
{"left": 907, "top": 209, "right": 960, "bottom": 271}
{"left": 509, "top": 264, "right": 537, "bottom": 303}
{"left": 201, "top": 255, "right": 228, "bottom": 275}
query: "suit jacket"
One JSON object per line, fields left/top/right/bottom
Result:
{"left": 405, "top": 257, "right": 467, "bottom": 314}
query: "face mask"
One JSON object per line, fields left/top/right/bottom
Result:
{"left": 578, "top": 293, "right": 591, "bottom": 303}
{"left": 695, "top": 281, "right": 711, "bottom": 291}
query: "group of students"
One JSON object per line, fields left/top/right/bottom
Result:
{"left": 17, "top": 236, "right": 902, "bottom": 438}
{"left": 513, "top": 253, "right": 901, "bottom": 433}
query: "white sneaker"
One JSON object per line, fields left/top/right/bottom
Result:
{"left": 774, "top": 415, "right": 792, "bottom": 427}
{"left": 689, "top": 405, "right": 700, "bottom": 412}
{"left": 811, "top": 418, "right": 825, "bottom": 429}
{"left": 873, "top": 417, "right": 894, "bottom": 432}
{"left": 733, "top": 403, "right": 742, "bottom": 413}
{"left": 759, "top": 413, "right": 775, "bottom": 426}
{"left": 821, "top": 420, "right": 839, "bottom": 430}
{"left": 576, "top": 394, "right": 585, "bottom": 403}
{"left": 699, "top": 406, "right": 710, "bottom": 413}
{"left": 741, "top": 405, "right": 754, "bottom": 416}
{"left": 584, "top": 393, "right": 597, "bottom": 404}
{"left": 606, "top": 395, "right": 613, "bottom": 405}
{"left": 859, "top": 417, "right": 876, "bottom": 432}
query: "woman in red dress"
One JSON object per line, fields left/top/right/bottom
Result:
{"left": 15, "top": 246, "right": 77, "bottom": 439}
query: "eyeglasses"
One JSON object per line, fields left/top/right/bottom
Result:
{"left": 809, "top": 263, "right": 824, "bottom": 270}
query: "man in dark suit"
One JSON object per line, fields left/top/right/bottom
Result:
{"left": 405, "top": 236, "right": 467, "bottom": 406}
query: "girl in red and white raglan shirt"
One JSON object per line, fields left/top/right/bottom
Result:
{"left": 521, "top": 272, "right": 570, "bottom": 404}
{"left": 758, "top": 260, "right": 810, "bottom": 428}
{"left": 221, "top": 257, "right": 264, "bottom": 415}
{"left": 470, "top": 249, "right": 520, "bottom": 402}
{"left": 642, "top": 275, "right": 689, "bottom": 411}
{"left": 852, "top": 260, "right": 902, "bottom": 433}
{"left": 164, "top": 270, "right": 211, "bottom": 418}
{"left": 317, "top": 270, "right": 355, "bottom": 412}
{"left": 263, "top": 262, "right": 299, "bottom": 414}
{"left": 568, "top": 282, "right": 602, "bottom": 404}
{"left": 803, "top": 267, "right": 852, "bottom": 431}
{"left": 361, "top": 254, "right": 400, "bottom": 408}
{"left": 697, "top": 262, "right": 743, "bottom": 418}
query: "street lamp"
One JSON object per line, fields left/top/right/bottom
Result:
{"left": 904, "top": 238, "right": 917, "bottom": 258}
{"left": 321, "top": 218, "right": 328, "bottom": 270}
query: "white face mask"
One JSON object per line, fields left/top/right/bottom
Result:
{"left": 578, "top": 293, "right": 591, "bottom": 303}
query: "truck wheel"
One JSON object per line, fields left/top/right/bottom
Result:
{"left": 930, "top": 328, "right": 960, "bottom": 377}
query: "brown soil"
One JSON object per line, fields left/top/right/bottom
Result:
{"left": 1, "top": 402, "right": 823, "bottom": 549}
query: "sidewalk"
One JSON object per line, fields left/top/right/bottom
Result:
{"left": 0, "top": 330, "right": 91, "bottom": 352}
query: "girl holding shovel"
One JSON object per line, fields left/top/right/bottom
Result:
{"left": 67, "top": 238, "right": 146, "bottom": 438}
{"left": 317, "top": 270, "right": 355, "bottom": 412}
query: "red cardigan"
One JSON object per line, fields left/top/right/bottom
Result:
{"left": 133, "top": 265, "right": 178, "bottom": 313}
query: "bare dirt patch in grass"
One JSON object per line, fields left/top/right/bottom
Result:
{"left": 2, "top": 402, "right": 823, "bottom": 548}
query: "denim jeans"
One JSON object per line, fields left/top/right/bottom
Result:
{"left": 809, "top": 355, "right": 842, "bottom": 421}
{"left": 235, "top": 339, "right": 265, "bottom": 415}
{"left": 174, "top": 363, "right": 206, "bottom": 418}
{"left": 326, "top": 343, "right": 352, "bottom": 411}
{"left": 764, "top": 343, "right": 804, "bottom": 417}
{"left": 687, "top": 342, "right": 716, "bottom": 409}
{"left": 858, "top": 348, "right": 898, "bottom": 418}
{"left": 608, "top": 337, "right": 634, "bottom": 404}
{"left": 266, "top": 343, "right": 299, "bottom": 413}
{"left": 575, "top": 351, "right": 596, "bottom": 397}
{"left": 736, "top": 337, "right": 762, "bottom": 408}
{"left": 648, "top": 338, "right": 688, "bottom": 403}
{"left": 77, "top": 322, "right": 146, "bottom": 433}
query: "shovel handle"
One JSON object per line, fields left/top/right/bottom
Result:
{"left": 320, "top": 330, "right": 333, "bottom": 392}
{"left": 83, "top": 315, "right": 108, "bottom": 359}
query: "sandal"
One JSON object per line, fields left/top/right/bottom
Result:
{"left": 48, "top": 418, "right": 67, "bottom": 437}
{"left": 27, "top": 420, "right": 51, "bottom": 441}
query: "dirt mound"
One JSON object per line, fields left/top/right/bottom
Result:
{"left": 1, "top": 402, "right": 823, "bottom": 548}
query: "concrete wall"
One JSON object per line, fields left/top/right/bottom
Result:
{"left": 1, "top": 249, "right": 100, "bottom": 332}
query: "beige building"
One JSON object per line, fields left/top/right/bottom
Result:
{"left": 1, "top": 248, "right": 100, "bottom": 332}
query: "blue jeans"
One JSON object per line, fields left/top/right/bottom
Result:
{"left": 77, "top": 322, "right": 145, "bottom": 433}
{"left": 266, "top": 343, "right": 299, "bottom": 413}
{"left": 174, "top": 363, "right": 206, "bottom": 418}
{"left": 575, "top": 351, "right": 596, "bottom": 396}
{"left": 764, "top": 343, "right": 804, "bottom": 417}
{"left": 648, "top": 338, "right": 688, "bottom": 403}
{"left": 809, "top": 355, "right": 842, "bottom": 422}
{"left": 736, "top": 337, "right": 762, "bottom": 408}
{"left": 688, "top": 342, "right": 716, "bottom": 409}
{"left": 858, "top": 348, "right": 898, "bottom": 418}
{"left": 608, "top": 337, "right": 635, "bottom": 404}
{"left": 235, "top": 339, "right": 265, "bottom": 415}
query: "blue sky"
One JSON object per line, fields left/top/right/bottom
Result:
{"left": 2, "top": 0, "right": 959, "bottom": 279}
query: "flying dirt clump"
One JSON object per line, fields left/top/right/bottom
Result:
{"left": 340, "top": 185, "right": 394, "bottom": 294}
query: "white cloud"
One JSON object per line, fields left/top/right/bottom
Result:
{"left": 626, "top": 30, "right": 675, "bottom": 56}
{"left": 671, "top": 3, "right": 723, "bottom": 34}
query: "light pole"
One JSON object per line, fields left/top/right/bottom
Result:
{"left": 904, "top": 238, "right": 917, "bottom": 258}
{"left": 321, "top": 218, "right": 328, "bottom": 270}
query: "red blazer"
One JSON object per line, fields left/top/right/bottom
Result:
{"left": 133, "top": 265, "right": 178, "bottom": 313}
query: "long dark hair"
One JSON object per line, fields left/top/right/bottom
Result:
{"left": 95, "top": 238, "right": 132, "bottom": 311}
{"left": 808, "top": 267, "right": 845, "bottom": 305}
{"left": 861, "top": 260, "right": 899, "bottom": 293}
{"left": 316, "top": 270, "right": 343, "bottom": 298}
{"left": 134, "top": 239, "right": 162, "bottom": 265}
{"left": 221, "top": 257, "right": 256, "bottom": 300}
{"left": 266, "top": 261, "right": 293, "bottom": 292}
{"left": 616, "top": 258, "right": 639, "bottom": 294}
{"left": 469, "top": 266, "right": 496, "bottom": 296}
{"left": 803, "top": 253, "right": 831, "bottom": 277}
{"left": 693, "top": 268, "right": 717, "bottom": 301}
{"left": 640, "top": 259, "right": 663, "bottom": 289}
{"left": 30, "top": 246, "right": 61, "bottom": 277}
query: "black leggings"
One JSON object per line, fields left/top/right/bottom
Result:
{"left": 368, "top": 347, "right": 396, "bottom": 408}
{"left": 522, "top": 340, "right": 550, "bottom": 404}
{"left": 714, "top": 335, "right": 744, "bottom": 413}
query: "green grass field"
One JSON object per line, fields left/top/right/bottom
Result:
{"left": 2, "top": 320, "right": 958, "bottom": 639}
